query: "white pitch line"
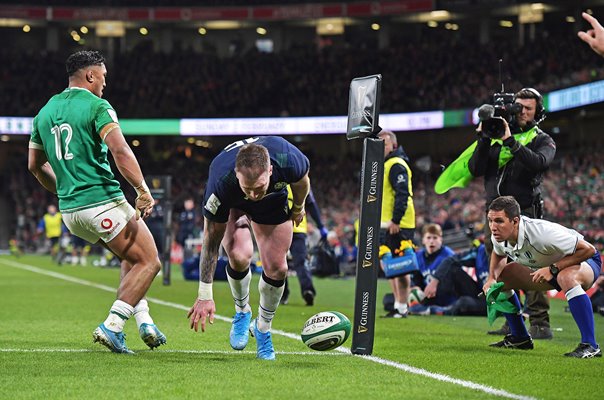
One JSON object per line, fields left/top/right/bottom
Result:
{"left": 0, "top": 258, "right": 536, "bottom": 400}
{"left": 0, "top": 348, "right": 346, "bottom": 356}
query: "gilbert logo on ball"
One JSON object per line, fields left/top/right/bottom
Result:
{"left": 301, "top": 311, "right": 351, "bottom": 351}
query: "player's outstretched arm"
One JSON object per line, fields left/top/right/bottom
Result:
{"left": 101, "top": 123, "right": 153, "bottom": 219}
{"left": 28, "top": 148, "right": 57, "bottom": 194}
{"left": 188, "top": 218, "right": 226, "bottom": 332}
{"left": 579, "top": 12, "right": 604, "bottom": 57}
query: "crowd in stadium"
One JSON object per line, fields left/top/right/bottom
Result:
{"left": 2, "top": 27, "right": 603, "bottom": 119}
{"left": 4, "top": 141, "right": 604, "bottom": 261}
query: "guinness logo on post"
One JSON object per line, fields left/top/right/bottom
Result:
{"left": 358, "top": 326, "right": 368, "bottom": 333}
{"left": 367, "top": 194, "right": 376, "bottom": 203}
{"left": 362, "top": 260, "right": 372, "bottom": 268}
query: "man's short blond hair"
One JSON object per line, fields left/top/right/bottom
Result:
{"left": 235, "top": 143, "right": 270, "bottom": 178}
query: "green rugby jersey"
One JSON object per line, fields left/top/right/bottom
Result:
{"left": 29, "top": 87, "right": 124, "bottom": 212}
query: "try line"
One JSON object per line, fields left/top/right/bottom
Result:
{"left": 0, "top": 348, "right": 346, "bottom": 356}
{"left": 0, "top": 257, "right": 536, "bottom": 400}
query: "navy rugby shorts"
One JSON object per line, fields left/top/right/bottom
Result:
{"left": 236, "top": 190, "right": 290, "bottom": 225}
{"left": 548, "top": 249, "right": 601, "bottom": 291}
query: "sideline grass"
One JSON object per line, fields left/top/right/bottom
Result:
{"left": 0, "top": 255, "right": 602, "bottom": 400}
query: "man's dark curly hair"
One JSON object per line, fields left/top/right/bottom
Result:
{"left": 66, "top": 51, "right": 105, "bottom": 76}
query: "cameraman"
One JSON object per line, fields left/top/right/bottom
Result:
{"left": 468, "top": 88, "right": 556, "bottom": 340}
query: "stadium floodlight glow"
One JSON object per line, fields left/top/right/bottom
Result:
{"left": 1, "top": 135, "right": 9, "bottom": 142}
{"left": 566, "top": 16, "right": 575, "bottom": 23}
{"left": 205, "top": 20, "right": 241, "bottom": 29}
{"left": 371, "top": 23, "right": 380, "bottom": 31}
{"left": 132, "top": 139, "right": 140, "bottom": 147}
{"left": 80, "top": 26, "right": 88, "bottom": 34}
{"left": 427, "top": 21, "right": 438, "bottom": 28}
{"left": 430, "top": 10, "right": 450, "bottom": 20}
{"left": 198, "top": 27, "right": 207, "bottom": 35}
{"left": 0, "top": 18, "right": 29, "bottom": 27}
{"left": 195, "top": 140, "right": 211, "bottom": 147}
{"left": 22, "top": 25, "right": 30, "bottom": 33}
{"left": 316, "top": 18, "right": 345, "bottom": 35}
{"left": 96, "top": 21, "right": 125, "bottom": 37}
{"left": 139, "top": 27, "right": 148, "bottom": 35}
{"left": 499, "top": 20, "right": 513, "bottom": 28}
{"left": 531, "top": 3, "right": 544, "bottom": 10}
{"left": 72, "top": 33, "right": 81, "bottom": 41}
{"left": 256, "top": 27, "right": 267, "bottom": 35}
{"left": 519, "top": 4, "right": 543, "bottom": 23}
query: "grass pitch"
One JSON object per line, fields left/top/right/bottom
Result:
{"left": 0, "top": 255, "right": 602, "bottom": 400}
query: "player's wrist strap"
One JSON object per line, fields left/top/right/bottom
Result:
{"left": 198, "top": 282, "right": 213, "bottom": 301}
{"left": 134, "top": 180, "right": 150, "bottom": 197}
{"left": 292, "top": 202, "right": 304, "bottom": 211}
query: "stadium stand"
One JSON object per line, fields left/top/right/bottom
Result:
{"left": 3, "top": 140, "right": 603, "bottom": 260}
{"left": 1, "top": 28, "right": 604, "bottom": 118}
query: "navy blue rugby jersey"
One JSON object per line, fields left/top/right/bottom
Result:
{"left": 203, "top": 136, "right": 310, "bottom": 223}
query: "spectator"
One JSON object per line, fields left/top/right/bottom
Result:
{"left": 177, "top": 198, "right": 198, "bottom": 247}
{"left": 426, "top": 243, "right": 489, "bottom": 316}
{"left": 408, "top": 223, "right": 456, "bottom": 314}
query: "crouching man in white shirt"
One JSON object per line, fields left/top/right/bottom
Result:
{"left": 483, "top": 195, "right": 601, "bottom": 358}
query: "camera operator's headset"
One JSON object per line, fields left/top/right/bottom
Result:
{"left": 518, "top": 87, "right": 546, "bottom": 125}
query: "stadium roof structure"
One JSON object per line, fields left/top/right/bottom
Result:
{"left": 1, "top": 1, "right": 604, "bottom": 24}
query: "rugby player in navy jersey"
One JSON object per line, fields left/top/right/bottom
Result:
{"left": 188, "top": 136, "right": 310, "bottom": 360}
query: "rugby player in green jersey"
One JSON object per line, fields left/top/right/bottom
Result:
{"left": 28, "top": 51, "right": 166, "bottom": 354}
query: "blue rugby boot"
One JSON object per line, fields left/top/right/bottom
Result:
{"left": 92, "top": 324, "right": 134, "bottom": 354}
{"left": 252, "top": 318, "right": 276, "bottom": 360}
{"left": 139, "top": 323, "right": 167, "bottom": 350}
{"left": 230, "top": 311, "right": 252, "bottom": 350}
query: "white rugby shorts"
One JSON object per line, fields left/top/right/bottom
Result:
{"left": 62, "top": 199, "right": 135, "bottom": 244}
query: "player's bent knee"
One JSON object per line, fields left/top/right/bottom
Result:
{"left": 557, "top": 271, "right": 581, "bottom": 291}
{"left": 263, "top": 263, "right": 288, "bottom": 279}
{"left": 264, "top": 269, "right": 287, "bottom": 281}
{"left": 135, "top": 255, "right": 161, "bottom": 275}
{"left": 229, "top": 255, "right": 252, "bottom": 271}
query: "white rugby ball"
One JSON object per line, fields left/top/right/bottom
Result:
{"left": 301, "top": 311, "right": 351, "bottom": 351}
